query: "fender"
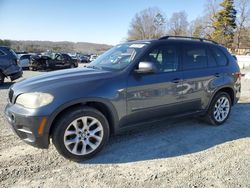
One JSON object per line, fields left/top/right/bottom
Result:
{"left": 44, "top": 97, "right": 120, "bottom": 136}
{"left": 206, "top": 85, "right": 235, "bottom": 111}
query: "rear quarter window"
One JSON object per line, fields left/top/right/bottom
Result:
{"left": 212, "top": 47, "right": 228, "bottom": 66}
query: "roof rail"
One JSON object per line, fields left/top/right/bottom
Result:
{"left": 159, "top": 35, "right": 218, "bottom": 44}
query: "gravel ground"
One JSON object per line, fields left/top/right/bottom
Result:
{"left": 0, "top": 67, "right": 250, "bottom": 188}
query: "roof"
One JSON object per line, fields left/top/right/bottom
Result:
{"left": 125, "top": 36, "right": 220, "bottom": 46}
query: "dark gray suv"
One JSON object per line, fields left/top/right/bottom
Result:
{"left": 0, "top": 46, "right": 23, "bottom": 83}
{"left": 5, "top": 36, "right": 241, "bottom": 161}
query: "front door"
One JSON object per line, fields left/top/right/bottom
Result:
{"left": 125, "top": 44, "right": 184, "bottom": 125}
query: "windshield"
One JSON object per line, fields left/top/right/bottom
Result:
{"left": 88, "top": 43, "right": 148, "bottom": 71}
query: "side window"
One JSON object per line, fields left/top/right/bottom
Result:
{"left": 212, "top": 47, "right": 228, "bottom": 66}
{"left": 207, "top": 48, "right": 217, "bottom": 67}
{"left": 62, "top": 54, "right": 68, "bottom": 60}
{"left": 55, "top": 54, "right": 62, "bottom": 61}
{"left": 183, "top": 44, "right": 208, "bottom": 70}
{"left": 0, "top": 50, "right": 6, "bottom": 56}
{"left": 142, "top": 45, "right": 179, "bottom": 73}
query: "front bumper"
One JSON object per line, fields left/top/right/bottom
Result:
{"left": 4, "top": 103, "right": 50, "bottom": 149}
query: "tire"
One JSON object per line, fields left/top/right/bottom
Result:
{"left": 52, "top": 106, "right": 110, "bottom": 161}
{"left": 205, "top": 92, "right": 232, "bottom": 126}
{"left": 0, "top": 72, "right": 5, "bottom": 84}
{"left": 70, "top": 64, "right": 75, "bottom": 68}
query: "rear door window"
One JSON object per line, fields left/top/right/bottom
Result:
{"left": 182, "top": 44, "right": 208, "bottom": 70}
{"left": 212, "top": 47, "right": 228, "bottom": 66}
{"left": 207, "top": 48, "right": 217, "bottom": 67}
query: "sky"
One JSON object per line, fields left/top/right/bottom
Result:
{"left": 0, "top": 0, "right": 208, "bottom": 45}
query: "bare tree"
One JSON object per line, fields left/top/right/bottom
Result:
{"left": 189, "top": 17, "right": 205, "bottom": 38}
{"left": 127, "top": 7, "right": 166, "bottom": 40}
{"left": 168, "top": 11, "right": 188, "bottom": 36}
{"left": 199, "top": 0, "right": 219, "bottom": 39}
{"left": 235, "top": 0, "right": 250, "bottom": 49}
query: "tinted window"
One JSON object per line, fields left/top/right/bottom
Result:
{"left": 20, "top": 55, "right": 30, "bottom": 60}
{"left": 62, "top": 54, "right": 71, "bottom": 61}
{"left": 142, "top": 45, "right": 179, "bottom": 73}
{"left": 183, "top": 44, "right": 207, "bottom": 70}
{"left": 212, "top": 47, "right": 228, "bottom": 66}
{"left": 207, "top": 48, "right": 217, "bottom": 67}
{"left": 55, "top": 54, "right": 62, "bottom": 60}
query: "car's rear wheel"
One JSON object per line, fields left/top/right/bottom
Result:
{"left": 205, "top": 92, "right": 232, "bottom": 125}
{"left": 52, "top": 106, "right": 110, "bottom": 161}
{"left": 0, "top": 72, "right": 5, "bottom": 84}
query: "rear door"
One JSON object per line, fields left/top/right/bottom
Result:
{"left": 181, "top": 43, "right": 222, "bottom": 111}
{"left": 53, "top": 54, "right": 64, "bottom": 67}
{"left": 62, "top": 54, "right": 72, "bottom": 67}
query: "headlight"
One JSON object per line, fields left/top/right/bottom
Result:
{"left": 16, "top": 92, "right": 54, "bottom": 109}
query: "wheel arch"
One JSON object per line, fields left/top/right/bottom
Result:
{"left": 207, "top": 86, "right": 235, "bottom": 109}
{"left": 47, "top": 98, "right": 119, "bottom": 139}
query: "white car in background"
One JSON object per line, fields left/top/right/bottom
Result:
{"left": 90, "top": 54, "right": 98, "bottom": 62}
{"left": 18, "top": 54, "right": 31, "bottom": 69}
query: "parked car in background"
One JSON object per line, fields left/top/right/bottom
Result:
{"left": 4, "top": 36, "right": 241, "bottom": 161}
{"left": 18, "top": 54, "right": 31, "bottom": 69}
{"left": 0, "top": 46, "right": 23, "bottom": 83}
{"left": 89, "top": 54, "right": 98, "bottom": 62}
{"left": 79, "top": 55, "right": 90, "bottom": 63}
{"left": 29, "top": 53, "right": 78, "bottom": 71}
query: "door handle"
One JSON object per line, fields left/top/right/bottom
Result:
{"left": 172, "top": 78, "right": 182, "bottom": 83}
{"left": 214, "top": 73, "right": 220, "bottom": 77}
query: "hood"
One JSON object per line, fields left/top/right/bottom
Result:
{"left": 11, "top": 67, "right": 112, "bottom": 93}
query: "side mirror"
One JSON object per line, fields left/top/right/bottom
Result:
{"left": 134, "top": 61, "right": 157, "bottom": 74}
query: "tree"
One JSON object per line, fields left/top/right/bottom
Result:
{"left": 127, "top": 7, "right": 166, "bottom": 40}
{"left": 211, "top": 0, "right": 237, "bottom": 47}
{"left": 168, "top": 11, "right": 189, "bottom": 36}
{"left": 202, "top": 0, "right": 220, "bottom": 38}
{"left": 235, "top": 0, "right": 250, "bottom": 49}
{"left": 0, "top": 39, "right": 11, "bottom": 47}
{"left": 189, "top": 17, "right": 205, "bottom": 38}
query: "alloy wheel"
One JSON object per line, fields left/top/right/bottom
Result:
{"left": 213, "top": 96, "right": 230, "bottom": 122}
{"left": 63, "top": 116, "right": 104, "bottom": 155}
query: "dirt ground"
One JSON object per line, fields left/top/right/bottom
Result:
{"left": 0, "top": 68, "right": 250, "bottom": 188}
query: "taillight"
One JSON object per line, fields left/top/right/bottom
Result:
{"left": 234, "top": 72, "right": 242, "bottom": 80}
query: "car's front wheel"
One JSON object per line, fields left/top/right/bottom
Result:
{"left": 205, "top": 92, "right": 232, "bottom": 125}
{"left": 52, "top": 106, "right": 110, "bottom": 161}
